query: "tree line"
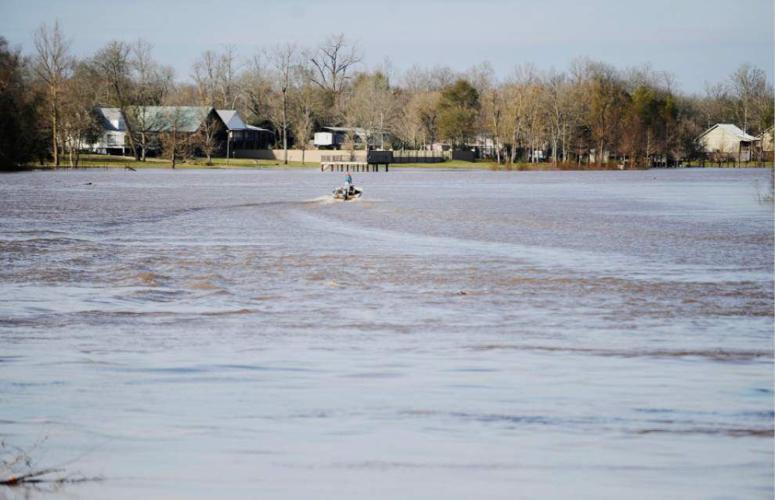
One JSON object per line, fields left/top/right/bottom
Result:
{"left": 0, "top": 21, "right": 773, "bottom": 168}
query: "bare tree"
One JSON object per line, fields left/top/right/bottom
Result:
{"left": 33, "top": 20, "right": 71, "bottom": 167}
{"left": 241, "top": 53, "right": 274, "bottom": 127}
{"left": 217, "top": 46, "right": 238, "bottom": 108}
{"left": 92, "top": 41, "right": 138, "bottom": 158}
{"left": 309, "top": 34, "right": 360, "bottom": 116}
{"left": 729, "top": 64, "right": 770, "bottom": 134}
{"left": 698, "top": 82, "right": 733, "bottom": 129}
{"left": 581, "top": 61, "right": 626, "bottom": 166}
{"left": 405, "top": 91, "right": 441, "bottom": 149}
{"left": 503, "top": 65, "right": 538, "bottom": 164}
{"left": 544, "top": 71, "right": 570, "bottom": 167}
{"left": 127, "top": 40, "right": 173, "bottom": 160}
{"left": 59, "top": 62, "right": 100, "bottom": 167}
{"left": 289, "top": 62, "right": 320, "bottom": 164}
{"left": 194, "top": 110, "right": 220, "bottom": 165}
{"left": 192, "top": 50, "right": 220, "bottom": 106}
{"left": 193, "top": 49, "right": 240, "bottom": 164}
{"left": 347, "top": 71, "right": 399, "bottom": 150}
{"left": 159, "top": 107, "right": 190, "bottom": 169}
{"left": 270, "top": 43, "right": 297, "bottom": 164}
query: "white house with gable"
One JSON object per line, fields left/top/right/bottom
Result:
{"left": 697, "top": 123, "right": 758, "bottom": 162}
{"left": 87, "top": 107, "right": 128, "bottom": 155}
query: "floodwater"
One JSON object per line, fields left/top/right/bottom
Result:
{"left": 0, "top": 167, "right": 772, "bottom": 499}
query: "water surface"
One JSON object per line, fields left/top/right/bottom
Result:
{"left": 1, "top": 168, "right": 773, "bottom": 499}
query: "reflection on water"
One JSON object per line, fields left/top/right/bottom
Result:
{"left": 0, "top": 168, "right": 773, "bottom": 499}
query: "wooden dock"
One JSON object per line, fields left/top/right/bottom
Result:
{"left": 320, "top": 161, "right": 388, "bottom": 172}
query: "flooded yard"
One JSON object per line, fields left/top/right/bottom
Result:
{"left": 0, "top": 168, "right": 772, "bottom": 499}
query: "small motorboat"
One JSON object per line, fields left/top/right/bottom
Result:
{"left": 332, "top": 185, "right": 362, "bottom": 201}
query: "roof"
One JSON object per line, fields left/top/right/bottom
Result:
{"left": 245, "top": 124, "right": 272, "bottom": 133}
{"left": 95, "top": 107, "right": 126, "bottom": 131}
{"left": 216, "top": 110, "right": 246, "bottom": 131}
{"left": 130, "top": 106, "right": 213, "bottom": 133}
{"left": 96, "top": 106, "right": 273, "bottom": 134}
{"left": 697, "top": 123, "right": 758, "bottom": 142}
{"left": 215, "top": 109, "right": 273, "bottom": 134}
{"left": 324, "top": 126, "right": 366, "bottom": 134}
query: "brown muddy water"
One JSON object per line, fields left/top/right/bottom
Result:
{"left": 0, "top": 168, "right": 773, "bottom": 499}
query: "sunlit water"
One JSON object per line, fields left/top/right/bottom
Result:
{"left": 0, "top": 168, "right": 772, "bottom": 499}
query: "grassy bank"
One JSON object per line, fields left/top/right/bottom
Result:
{"left": 24, "top": 154, "right": 775, "bottom": 171}
{"left": 393, "top": 160, "right": 630, "bottom": 170}
{"left": 33, "top": 154, "right": 316, "bottom": 169}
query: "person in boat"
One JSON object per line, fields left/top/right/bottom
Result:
{"left": 344, "top": 172, "right": 353, "bottom": 194}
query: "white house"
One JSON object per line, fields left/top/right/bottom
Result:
{"left": 697, "top": 123, "right": 758, "bottom": 162}
{"left": 87, "top": 107, "right": 128, "bottom": 155}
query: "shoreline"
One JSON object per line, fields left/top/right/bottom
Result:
{"left": 4, "top": 154, "right": 773, "bottom": 172}
{"left": 5, "top": 164, "right": 772, "bottom": 173}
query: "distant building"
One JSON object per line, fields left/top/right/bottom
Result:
{"left": 697, "top": 123, "right": 758, "bottom": 162}
{"left": 88, "top": 107, "right": 128, "bottom": 155}
{"left": 313, "top": 127, "right": 367, "bottom": 149}
{"left": 215, "top": 110, "right": 274, "bottom": 153}
{"left": 313, "top": 126, "right": 392, "bottom": 150}
{"left": 86, "top": 107, "right": 272, "bottom": 157}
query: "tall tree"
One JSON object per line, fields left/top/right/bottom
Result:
{"left": 544, "top": 71, "right": 570, "bottom": 167}
{"left": 289, "top": 61, "right": 321, "bottom": 164}
{"left": 93, "top": 41, "right": 138, "bottom": 158}
{"left": 403, "top": 90, "right": 440, "bottom": 150}
{"left": 270, "top": 43, "right": 297, "bottom": 164}
{"left": 347, "top": 71, "right": 399, "bottom": 150}
{"left": 192, "top": 48, "right": 237, "bottom": 164}
{"left": 309, "top": 34, "right": 360, "bottom": 118}
{"left": 241, "top": 53, "right": 274, "bottom": 129}
{"left": 33, "top": 20, "right": 71, "bottom": 166}
{"left": 584, "top": 62, "right": 626, "bottom": 166}
{"left": 729, "top": 64, "right": 767, "bottom": 134}
{"left": 727, "top": 64, "right": 774, "bottom": 137}
{"left": 59, "top": 61, "right": 100, "bottom": 167}
{"left": 0, "top": 37, "right": 46, "bottom": 168}
{"left": 127, "top": 40, "right": 173, "bottom": 160}
{"left": 437, "top": 79, "right": 480, "bottom": 147}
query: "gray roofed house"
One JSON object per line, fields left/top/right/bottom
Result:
{"left": 216, "top": 109, "right": 274, "bottom": 152}
{"left": 86, "top": 106, "right": 272, "bottom": 157}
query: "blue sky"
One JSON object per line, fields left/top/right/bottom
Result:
{"left": 1, "top": 0, "right": 772, "bottom": 93}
